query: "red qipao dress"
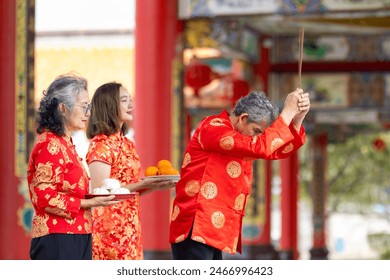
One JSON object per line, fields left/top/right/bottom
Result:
{"left": 27, "top": 131, "right": 92, "bottom": 238}
{"left": 86, "top": 131, "right": 143, "bottom": 260}
{"left": 169, "top": 110, "right": 306, "bottom": 254}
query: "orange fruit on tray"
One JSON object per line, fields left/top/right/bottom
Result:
{"left": 145, "top": 159, "right": 179, "bottom": 177}
{"left": 157, "top": 159, "right": 172, "bottom": 169}
{"left": 145, "top": 166, "right": 159, "bottom": 176}
{"left": 158, "top": 166, "right": 179, "bottom": 175}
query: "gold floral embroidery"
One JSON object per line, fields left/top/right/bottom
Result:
{"left": 226, "top": 161, "right": 241, "bottom": 178}
{"left": 200, "top": 182, "right": 217, "bottom": 199}
{"left": 182, "top": 152, "right": 191, "bottom": 168}
{"left": 36, "top": 182, "right": 55, "bottom": 192}
{"left": 36, "top": 133, "right": 47, "bottom": 144}
{"left": 91, "top": 193, "right": 143, "bottom": 260}
{"left": 232, "top": 237, "right": 238, "bottom": 253}
{"left": 49, "top": 194, "right": 66, "bottom": 207}
{"left": 210, "top": 118, "right": 225, "bottom": 126}
{"left": 84, "top": 211, "right": 92, "bottom": 232}
{"left": 35, "top": 162, "right": 54, "bottom": 183}
{"left": 171, "top": 205, "right": 180, "bottom": 221}
{"left": 198, "top": 132, "right": 204, "bottom": 150}
{"left": 234, "top": 194, "right": 245, "bottom": 211}
{"left": 223, "top": 247, "right": 232, "bottom": 253}
{"left": 243, "top": 157, "right": 255, "bottom": 161}
{"left": 60, "top": 145, "right": 72, "bottom": 164}
{"left": 211, "top": 211, "right": 225, "bottom": 229}
{"left": 31, "top": 214, "right": 49, "bottom": 237}
{"left": 193, "top": 236, "right": 206, "bottom": 243}
{"left": 185, "top": 180, "right": 200, "bottom": 197}
{"left": 47, "top": 139, "right": 60, "bottom": 155}
{"left": 77, "top": 176, "right": 86, "bottom": 190}
{"left": 219, "top": 136, "right": 234, "bottom": 150}
{"left": 175, "top": 234, "right": 185, "bottom": 243}
{"left": 29, "top": 132, "right": 93, "bottom": 240}
{"left": 282, "top": 143, "right": 294, "bottom": 154}
{"left": 63, "top": 180, "right": 77, "bottom": 191}
{"left": 270, "top": 138, "right": 284, "bottom": 152}
{"left": 251, "top": 135, "right": 258, "bottom": 145}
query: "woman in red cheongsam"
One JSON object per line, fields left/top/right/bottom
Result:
{"left": 86, "top": 82, "right": 175, "bottom": 260}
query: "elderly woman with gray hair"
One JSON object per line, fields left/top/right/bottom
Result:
{"left": 27, "top": 73, "right": 119, "bottom": 260}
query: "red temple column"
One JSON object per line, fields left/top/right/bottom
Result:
{"left": 279, "top": 152, "right": 299, "bottom": 259}
{"left": 243, "top": 38, "right": 278, "bottom": 259}
{"left": 0, "top": 0, "right": 32, "bottom": 259}
{"left": 309, "top": 133, "right": 329, "bottom": 259}
{"left": 134, "top": 0, "right": 178, "bottom": 259}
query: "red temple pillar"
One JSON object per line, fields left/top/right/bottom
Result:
{"left": 310, "top": 134, "right": 329, "bottom": 259}
{"left": 0, "top": 0, "right": 33, "bottom": 260}
{"left": 243, "top": 38, "right": 278, "bottom": 259}
{"left": 279, "top": 152, "right": 299, "bottom": 259}
{"left": 134, "top": 0, "right": 178, "bottom": 259}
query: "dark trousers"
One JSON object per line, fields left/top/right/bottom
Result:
{"left": 171, "top": 234, "right": 222, "bottom": 260}
{"left": 30, "top": 233, "right": 92, "bottom": 260}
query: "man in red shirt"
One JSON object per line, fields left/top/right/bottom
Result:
{"left": 169, "top": 88, "right": 310, "bottom": 259}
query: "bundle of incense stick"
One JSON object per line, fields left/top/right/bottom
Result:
{"left": 298, "top": 28, "right": 304, "bottom": 89}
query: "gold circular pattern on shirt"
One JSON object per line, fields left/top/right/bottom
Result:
{"left": 270, "top": 137, "right": 285, "bottom": 152}
{"left": 185, "top": 180, "right": 200, "bottom": 197}
{"left": 171, "top": 205, "right": 180, "bottom": 221}
{"left": 234, "top": 193, "right": 245, "bottom": 211}
{"left": 211, "top": 211, "right": 225, "bottom": 229}
{"left": 175, "top": 234, "right": 185, "bottom": 243}
{"left": 232, "top": 237, "right": 238, "bottom": 253}
{"left": 282, "top": 142, "right": 294, "bottom": 154}
{"left": 210, "top": 118, "right": 225, "bottom": 126}
{"left": 192, "top": 236, "right": 206, "bottom": 244}
{"left": 200, "top": 182, "right": 218, "bottom": 199}
{"left": 197, "top": 132, "right": 205, "bottom": 150}
{"left": 219, "top": 136, "right": 234, "bottom": 150}
{"left": 223, "top": 247, "right": 232, "bottom": 253}
{"left": 182, "top": 152, "right": 191, "bottom": 168}
{"left": 226, "top": 161, "right": 241, "bottom": 178}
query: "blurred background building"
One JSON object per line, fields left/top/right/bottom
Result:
{"left": 1, "top": 0, "right": 390, "bottom": 260}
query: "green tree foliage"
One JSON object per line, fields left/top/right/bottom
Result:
{"left": 299, "top": 132, "right": 390, "bottom": 213}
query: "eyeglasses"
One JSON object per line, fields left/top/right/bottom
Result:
{"left": 74, "top": 103, "right": 92, "bottom": 114}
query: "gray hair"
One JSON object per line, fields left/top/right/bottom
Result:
{"left": 36, "top": 73, "right": 88, "bottom": 135}
{"left": 232, "top": 91, "right": 279, "bottom": 126}
{"left": 44, "top": 73, "right": 87, "bottom": 110}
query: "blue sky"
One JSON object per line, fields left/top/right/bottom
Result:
{"left": 35, "top": 0, "right": 135, "bottom": 31}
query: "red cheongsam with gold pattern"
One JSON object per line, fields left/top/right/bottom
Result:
{"left": 27, "top": 131, "right": 91, "bottom": 238}
{"left": 169, "top": 110, "right": 306, "bottom": 254}
{"left": 86, "top": 132, "right": 143, "bottom": 260}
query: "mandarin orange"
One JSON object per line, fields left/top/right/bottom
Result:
{"left": 158, "top": 166, "right": 173, "bottom": 175}
{"left": 171, "top": 168, "right": 180, "bottom": 175}
{"left": 145, "top": 166, "right": 159, "bottom": 176}
{"left": 157, "top": 159, "right": 172, "bottom": 169}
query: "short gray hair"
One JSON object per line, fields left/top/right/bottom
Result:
{"left": 45, "top": 73, "right": 87, "bottom": 110}
{"left": 36, "top": 73, "right": 88, "bottom": 136}
{"left": 232, "top": 91, "right": 279, "bottom": 126}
